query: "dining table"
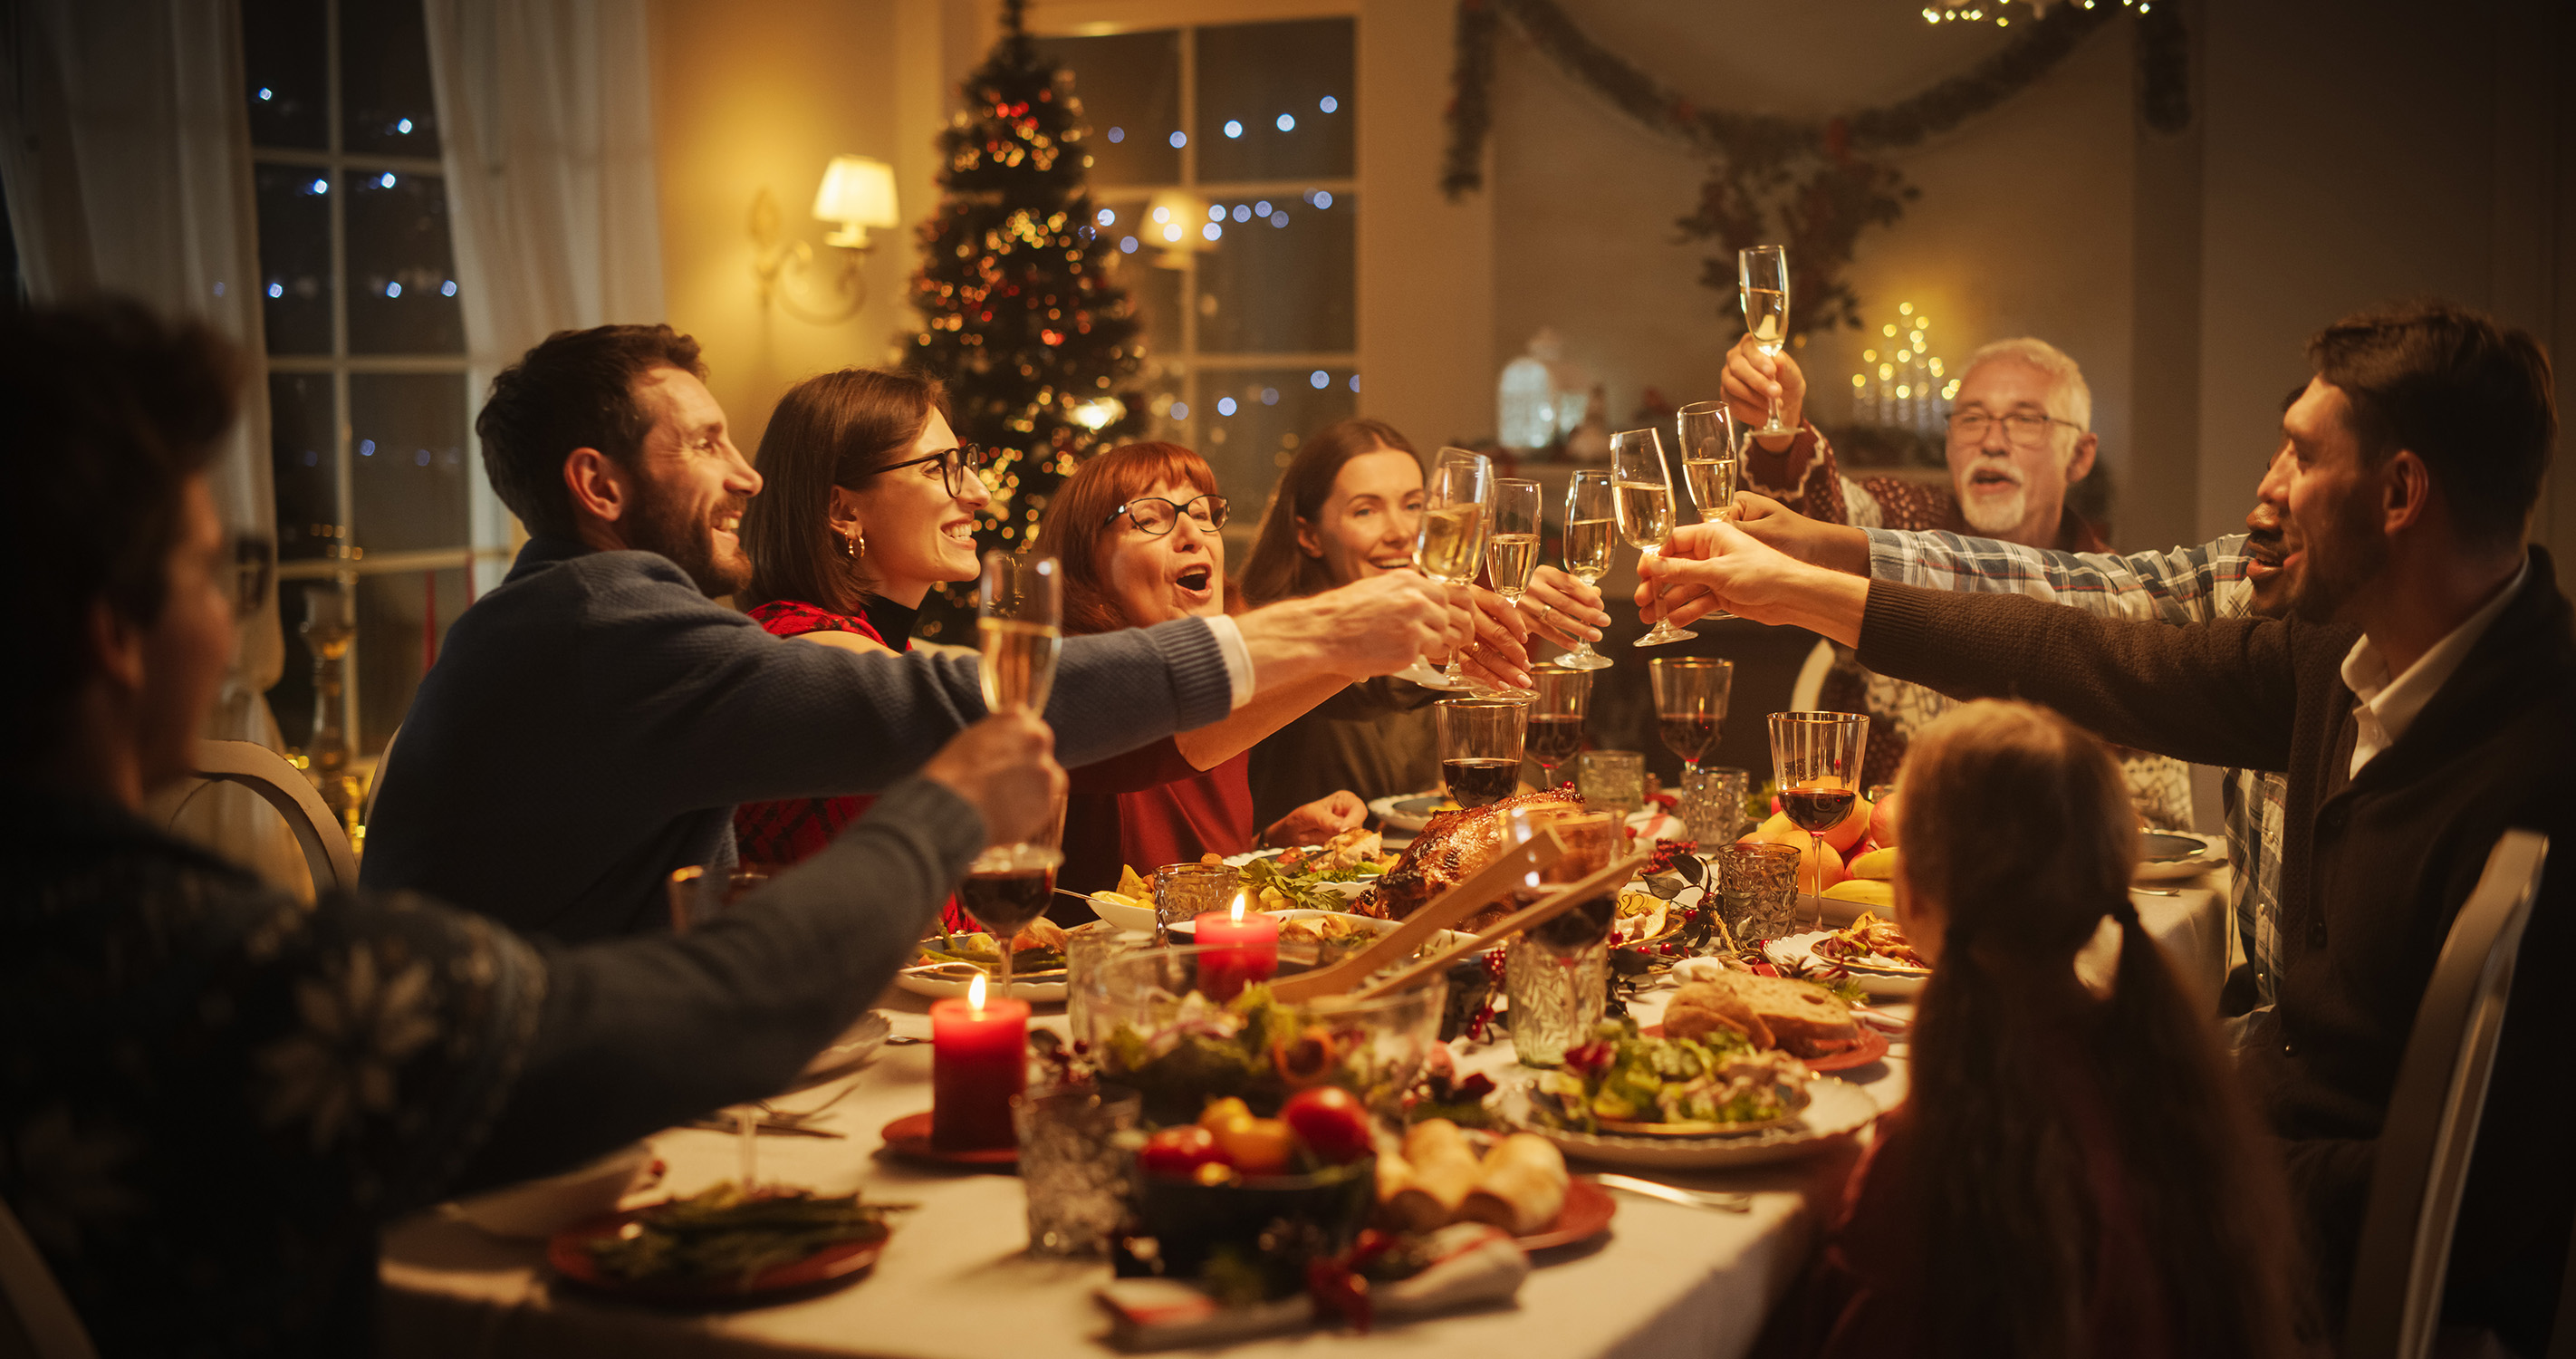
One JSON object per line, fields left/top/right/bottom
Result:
{"left": 377, "top": 863, "right": 2231, "bottom": 1359}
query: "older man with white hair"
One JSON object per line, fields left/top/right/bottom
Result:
{"left": 1718, "top": 333, "right": 2194, "bottom": 825}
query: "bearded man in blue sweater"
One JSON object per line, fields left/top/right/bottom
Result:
{"left": 365, "top": 325, "right": 1480, "bottom": 942}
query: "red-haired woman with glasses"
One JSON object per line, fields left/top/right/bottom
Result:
{"left": 729, "top": 369, "right": 990, "bottom": 883}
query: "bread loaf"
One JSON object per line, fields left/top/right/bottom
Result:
{"left": 1662, "top": 972, "right": 1855, "bottom": 1058}
{"left": 1385, "top": 1120, "right": 1483, "bottom": 1231}
{"left": 1457, "top": 1134, "right": 1568, "bottom": 1236}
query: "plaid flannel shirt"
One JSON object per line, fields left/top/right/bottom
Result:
{"left": 1862, "top": 527, "right": 2288, "bottom": 1026}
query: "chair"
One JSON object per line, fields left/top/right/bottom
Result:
{"left": 0, "top": 1196, "right": 96, "bottom": 1359}
{"left": 2344, "top": 829, "right": 2550, "bottom": 1359}
{"left": 184, "top": 739, "right": 359, "bottom": 894}
{"left": 1787, "top": 637, "right": 1835, "bottom": 712}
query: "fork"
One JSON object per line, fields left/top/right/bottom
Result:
{"left": 1590, "top": 1173, "right": 1752, "bottom": 1213}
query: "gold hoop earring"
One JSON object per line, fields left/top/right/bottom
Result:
{"left": 844, "top": 529, "right": 865, "bottom": 560}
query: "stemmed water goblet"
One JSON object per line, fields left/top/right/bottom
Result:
{"left": 1651, "top": 657, "right": 1732, "bottom": 777}
{"left": 1766, "top": 710, "right": 1870, "bottom": 930}
{"left": 1613, "top": 428, "right": 1695, "bottom": 647}
{"left": 1434, "top": 697, "right": 1528, "bottom": 810}
{"left": 1523, "top": 663, "right": 1591, "bottom": 791}
{"left": 1556, "top": 471, "right": 1616, "bottom": 670}
{"left": 964, "top": 551, "right": 1067, "bottom": 998}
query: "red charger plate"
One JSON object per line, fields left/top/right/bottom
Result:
{"left": 878, "top": 1110, "right": 1018, "bottom": 1168}
{"left": 1514, "top": 1176, "right": 1616, "bottom": 1251}
{"left": 547, "top": 1208, "right": 886, "bottom": 1305}
{"left": 1638, "top": 1023, "right": 1889, "bottom": 1072}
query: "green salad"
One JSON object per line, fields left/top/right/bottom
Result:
{"left": 581, "top": 1182, "right": 905, "bottom": 1283}
{"left": 1238, "top": 853, "right": 1386, "bottom": 913}
{"left": 1525, "top": 1019, "right": 1810, "bottom": 1132}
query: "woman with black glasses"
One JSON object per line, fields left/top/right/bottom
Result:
{"left": 731, "top": 369, "right": 993, "bottom": 880}
{"left": 1042, "top": 442, "right": 1393, "bottom": 900}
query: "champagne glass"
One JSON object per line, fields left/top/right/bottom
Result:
{"left": 1612, "top": 428, "right": 1695, "bottom": 646}
{"left": 1394, "top": 448, "right": 1491, "bottom": 689}
{"left": 1557, "top": 471, "right": 1616, "bottom": 670}
{"left": 967, "top": 551, "right": 1068, "bottom": 997}
{"left": 1650, "top": 657, "right": 1732, "bottom": 776}
{"left": 1523, "top": 662, "right": 1591, "bottom": 790}
{"left": 1675, "top": 400, "right": 1740, "bottom": 623}
{"left": 1472, "top": 477, "right": 1543, "bottom": 690}
{"left": 1434, "top": 697, "right": 1527, "bottom": 809}
{"left": 1767, "top": 711, "right": 1869, "bottom": 929}
{"left": 1738, "top": 246, "right": 1793, "bottom": 438}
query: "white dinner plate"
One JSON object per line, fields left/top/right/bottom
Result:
{"left": 1766, "top": 930, "right": 1927, "bottom": 998}
{"left": 1222, "top": 849, "right": 1379, "bottom": 903}
{"left": 2134, "top": 829, "right": 2226, "bottom": 882}
{"left": 894, "top": 971, "right": 1068, "bottom": 1003}
{"left": 1369, "top": 791, "right": 1452, "bottom": 834}
{"left": 1506, "top": 1077, "right": 1879, "bottom": 1170}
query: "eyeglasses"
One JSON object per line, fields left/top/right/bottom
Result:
{"left": 1104, "top": 494, "right": 1229, "bottom": 536}
{"left": 229, "top": 534, "right": 274, "bottom": 618}
{"left": 1946, "top": 410, "right": 2081, "bottom": 446}
{"left": 876, "top": 444, "right": 991, "bottom": 498}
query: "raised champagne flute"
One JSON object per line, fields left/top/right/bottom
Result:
{"left": 1523, "top": 662, "right": 1591, "bottom": 791}
{"left": 1675, "top": 400, "right": 1740, "bottom": 623}
{"left": 1613, "top": 428, "right": 1695, "bottom": 646}
{"left": 1557, "top": 470, "right": 1616, "bottom": 670}
{"left": 967, "top": 551, "right": 1067, "bottom": 997}
{"left": 1470, "top": 477, "right": 1543, "bottom": 690}
{"left": 1650, "top": 657, "right": 1732, "bottom": 776}
{"left": 1394, "top": 448, "right": 1491, "bottom": 689}
{"left": 1739, "top": 246, "right": 1793, "bottom": 438}
{"left": 1434, "top": 697, "right": 1528, "bottom": 809}
{"left": 1767, "top": 710, "right": 1869, "bottom": 930}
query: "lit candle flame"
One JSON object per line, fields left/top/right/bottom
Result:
{"left": 967, "top": 971, "right": 987, "bottom": 1011}
{"left": 1229, "top": 892, "right": 1246, "bottom": 924}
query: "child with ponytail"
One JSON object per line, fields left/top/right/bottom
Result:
{"left": 1763, "top": 699, "right": 2313, "bottom": 1359}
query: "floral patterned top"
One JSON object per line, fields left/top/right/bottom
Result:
{"left": 1, "top": 787, "right": 543, "bottom": 1356}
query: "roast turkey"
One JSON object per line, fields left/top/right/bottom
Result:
{"left": 1356, "top": 786, "right": 1588, "bottom": 924}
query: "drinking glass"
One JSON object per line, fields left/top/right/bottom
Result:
{"left": 1435, "top": 697, "right": 1529, "bottom": 809}
{"left": 1767, "top": 711, "right": 1870, "bottom": 928}
{"left": 1575, "top": 749, "right": 1644, "bottom": 828}
{"left": 1681, "top": 766, "right": 1750, "bottom": 849}
{"left": 1674, "top": 400, "right": 1740, "bottom": 622}
{"left": 1475, "top": 477, "right": 1543, "bottom": 690}
{"left": 1557, "top": 471, "right": 1617, "bottom": 670}
{"left": 1523, "top": 663, "right": 1591, "bottom": 790}
{"left": 1738, "top": 246, "right": 1793, "bottom": 438}
{"left": 1716, "top": 841, "right": 1805, "bottom": 945}
{"left": 1612, "top": 428, "right": 1695, "bottom": 647}
{"left": 1395, "top": 448, "right": 1492, "bottom": 689}
{"left": 1151, "top": 863, "right": 1238, "bottom": 943}
{"left": 1650, "top": 657, "right": 1733, "bottom": 776}
{"left": 978, "top": 551, "right": 1062, "bottom": 715}
{"left": 960, "top": 793, "right": 1067, "bottom": 997}
{"left": 1064, "top": 928, "right": 1145, "bottom": 1045}
{"left": 1504, "top": 805, "right": 1620, "bottom": 1066}
{"left": 1014, "top": 1084, "right": 1144, "bottom": 1257}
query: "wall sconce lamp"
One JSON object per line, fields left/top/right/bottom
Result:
{"left": 751, "top": 154, "right": 901, "bottom": 324}
{"left": 1144, "top": 188, "right": 1215, "bottom": 270}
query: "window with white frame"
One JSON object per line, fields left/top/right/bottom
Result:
{"left": 1031, "top": 15, "right": 1359, "bottom": 517}
{"left": 241, "top": 0, "right": 501, "bottom": 764}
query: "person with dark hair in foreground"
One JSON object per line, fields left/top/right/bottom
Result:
{"left": 1761, "top": 700, "right": 2307, "bottom": 1359}
{"left": 0, "top": 298, "right": 1064, "bottom": 1356}
{"left": 362, "top": 329, "right": 1477, "bottom": 944}
{"left": 1650, "top": 301, "right": 2575, "bottom": 1349}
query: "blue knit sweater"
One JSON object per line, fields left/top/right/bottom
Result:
{"left": 361, "top": 537, "right": 1234, "bottom": 942}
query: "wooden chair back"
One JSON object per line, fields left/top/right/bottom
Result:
{"left": 185, "top": 739, "right": 359, "bottom": 893}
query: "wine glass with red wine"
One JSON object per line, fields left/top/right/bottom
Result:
{"left": 1650, "top": 658, "right": 1733, "bottom": 777}
{"left": 1523, "top": 663, "right": 1591, "bottom": 791}
{"left": 1766, "top": 711, "right": 1870, "bottom": 928}
{"left": 964, "top": 551, "right": 1068, "bottom": 997}
{"left": 1435, "top": 697, "right": 1529, "bottom": 809}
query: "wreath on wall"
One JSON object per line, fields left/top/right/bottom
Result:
{"left": 1444, "top": 0, "right": 2191, "bottom": 340}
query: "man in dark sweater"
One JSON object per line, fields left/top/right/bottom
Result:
{"left": 1648, "top": 302, "right": 2571, "bottom": 1347}
{"left": 364, "top": 325, "right": 1482, "bottom": 943}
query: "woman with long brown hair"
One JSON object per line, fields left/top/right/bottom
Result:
{"left": 1767, "top": 699, "right": 2309, "bottom": 1359}
{"left": 728, "top": 369, "right": 989, "bottom": 872}
{"left": 1237, "top": 419, "right": 1610, "bottom": 825}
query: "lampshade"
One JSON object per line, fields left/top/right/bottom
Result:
{"left": 812, "top": 156, "right": 900, "bottom": 247}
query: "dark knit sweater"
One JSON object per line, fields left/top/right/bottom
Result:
{"left": 1856, "top": 548, "right": 2574, "bottom": 1339}
{"left": 363, "top": 537, "right": 1235, "bottom": 944}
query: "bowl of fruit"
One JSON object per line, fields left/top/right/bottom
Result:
{"left": 1131, "top": 1087, "right": 1380, "bottom": 1288}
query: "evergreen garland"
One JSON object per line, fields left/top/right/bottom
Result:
{"left": 1445, "top": 0, "right": 2187, "bottom": 339}
{"left": 906, "top": 0, "right": 1146, "bottom": 637}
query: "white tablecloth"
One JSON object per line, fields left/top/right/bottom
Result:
{"left": 379, "top": 872, "right": 2224, "bottom": 1359}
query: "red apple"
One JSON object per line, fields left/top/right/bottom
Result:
{"left": 1280, "top": 1086, "right": 1374, "bottom": 1164}
{"left": 1139, "top": 1124, "right": 1226, "bottom": 1179}
{"left": 1870, "top": 791, "right": 1902, "bottom": 848}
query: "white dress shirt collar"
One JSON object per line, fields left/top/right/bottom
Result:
{"left": 2338, "top": 558, "right": 2530, "bottom": 778}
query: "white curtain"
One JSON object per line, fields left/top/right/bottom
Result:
{"left": 0, "top": 0, "right": 309, "bottom": 893}
{"left": 424, "top": 0, "right": 664, "bottom": 411}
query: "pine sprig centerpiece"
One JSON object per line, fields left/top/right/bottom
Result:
{"left": 907, "top": 0, "right": 1146, "bottom": 637}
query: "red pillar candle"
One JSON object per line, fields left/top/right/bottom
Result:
{"left": 1193, "top": 903, "right": 1279, "bottom": 1002}
{"left": 930, "top": 977, "right": 1031, "bottom": 1151}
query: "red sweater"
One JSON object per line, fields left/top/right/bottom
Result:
{"left": 1057, "top": 739, "right": 1255, "bottom": 902}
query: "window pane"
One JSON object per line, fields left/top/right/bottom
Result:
{"left": 255, "top": 162, "right": 335, "bottom": 353}
{"left": 241, "top": 0, "right": 326, "bottom": 149}
{"left": 1195, "top": 20, "right": 1353, "bottom": 184}
{"left": 1196, "top": 190, "right": 1353, "bottom": 353}
{"left": 1032, "top": 31, "right": 1180, "bottom": 189}
{"left": 350, "top": 373, "right": 470, "bottom": 553}
{"left": 1196, "top": 366, "right": 1357, "bottom": 501}
{"left": 357, "top": 568, "right": 467, "bottom": 756}
{"left": 270, "top": 371, "right": 341, "bottom": 561}
{"left": 1101, "top": 234, "right": 1183, "bottom": 362}
{"left": 347, "top": 172, "right": 465, "bottom": 353}
{"left": 341, "top": 0, "right": 442, "bottom": 156}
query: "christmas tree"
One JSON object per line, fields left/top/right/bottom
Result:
{"left": 906, "top": 0, "right": 1145, "bottom": 637}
